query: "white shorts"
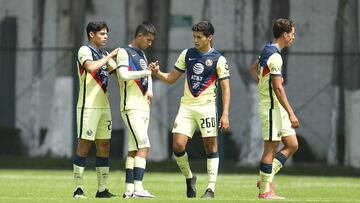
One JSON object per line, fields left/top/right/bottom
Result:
{"left": 172, "top": 104, "right": 217, "bottom": 138}
{"left": 259, "top": 106, "right": 296, "bottom": 141}
{"left": 77, "top": 108, "right": 112, "bottom": 141}
{"left": 121, "top": 109, "right": 150, "bottom": 151}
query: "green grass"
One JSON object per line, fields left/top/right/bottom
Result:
{"left": 1, "top": 169, "right": 360, "bottom": 203}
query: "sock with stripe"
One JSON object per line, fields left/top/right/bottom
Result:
{"left": 73, "top": 154, "right": 86, "bottom": 190}
{"left": 259, "top": 162, "right": 272, "bottom": 194}
{"left": 269, "top": 152, "right": 287, "bottom": 182}
{"left": 174, "top": 151, "right": 193, "bottom": 179}
{"left": 95, "top": 156, "right": 109, "bottom": 192}
{"left": 134, "top": 156, "right": 146, "bottom": 192}
{"left": 125, "top": 156, "right": 135, "bottom": 193}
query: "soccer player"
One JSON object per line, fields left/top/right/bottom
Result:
{"left": 250, "top": 18, "right": 299, "bottom": 200}
{"left": 115, "top": 22, "right": 156, "bottom": 198}
{"left": 149, "top": 21, "right": 230, "bottom": 199}
{"left": 73, "top": 21, "right": 119, "bottom": 198}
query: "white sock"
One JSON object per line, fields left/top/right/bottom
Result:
{"left": 73, "top": 164, "right": 85, "bottom": 190}
{"left": 206, "top": 157, "right": 219, "bottom": 191}
{"left": 174, "top": 152, "right": 193, "bottom": 179}
{"left": 96, "top": 166, "right": 109, "bottom": 192}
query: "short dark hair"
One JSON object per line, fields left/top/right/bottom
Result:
{"left": 134, "top": 22, "right": 157, "bottom": 37}
{"left": 191, "top": 21, "right": 214, "bottom": 37}
{"left": 273, "top": 18, "right": 295, "bottom": 38}
{"left": 86, "top": 21, "right": 109, "bottom": 40}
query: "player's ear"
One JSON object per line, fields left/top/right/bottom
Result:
{"left": 208, "top": 34, "right": 213, "bottom": 41}
{"left": 89, "top": 31, "right": 95, "bottom": 39}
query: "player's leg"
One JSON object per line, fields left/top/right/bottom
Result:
{"left": 258, "top": 108, "right": 284, "bottom": 199}
{"left": 94, "top": 109, "right": 114, "bottom": 198}
{"left": 269, "top": 135, "right": 298, "bottom": 183}
{"left": 123, "top": 151, "right": 135, "bottom": 198}
{"left": 172, "top": 105, "right": 197, "bottom": 197}
{"left": 194, "top": 104, "right": 218, "bottom": 198}
{"left": 123, "top": 110, "right": 154, "bottom": 198}
{"left": 259, "top": 141, "right": 279, "bottom": 195}
{"left": 269, "top": 106, "right": 298, "bottom": 183}
{"left": 73, "top": 108, "right": 98, "bottom": 198}
{"left": 201, "top": 136, "right": 218, "bottom": 198}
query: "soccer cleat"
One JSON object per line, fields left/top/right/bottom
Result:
{"left": 256, "top": 180, "right": 275, "bottom": 192}
{"left": 95, "top": 189, "right": 116, "bottom": 198}
{"left": 201, "top": 188, "right": 215, "bottom": 199}
{"left": 122, "top": 191, "right": 133, "bottom": 198}
{"left": 258, "top": 191, "right": 285, "bottom": 200}
{"left": 133, "top": 190, "right": 155, "bottom": 198}
{"left": 186, "top": 175, "right": 197, "bottom": 198}
{"left": 73, "top": 188, "right": 86, "bottom": 198}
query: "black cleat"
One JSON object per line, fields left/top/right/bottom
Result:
{"left": 186, "top": 175, "right": 197, "bottom": 198}
{"left": 73, "top": 188, "right": 86, "bottom": 198}
{"left": 201, "top": 188, "right": 214, "bottom": 199}
{"left": 95, "top": 189, "right": 116, "bottom": 198}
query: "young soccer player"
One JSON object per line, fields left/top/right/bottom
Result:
{"left": 149, "top": 21, "right": 230, "bottom": 199}
{"left": 115, "top": 22, "right": 156, "bottom": 198}
{"left": 250, "top": 18, "right": 299, "bottom": 200}
{"left": 73, "top": 21, "right": 119, "bottom": 198}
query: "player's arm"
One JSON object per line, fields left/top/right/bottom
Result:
{"left": 82, "top": 47, "right": 119, "bottom": 73}
{"left": 251, "top": 59, "right": 259, "bottom": 83}
{"left": 149, "top": 49, "right": 187, "bottom": 84}
{"left": 269, "top": 53, "right": 299, "bottom": 128}
{"left": 219, "top": 78, "right": 230, "bottom": 132}
{"left": 217, "top": 56, "right": 230, "bottom": 132}
{"left": 150, "top": 61, "right": 183, "bottom": 84}
{"left": 116, "top": 48, "right": 151, "bottom": 80}
{"left": 146, "top": 75, "right": 153, "bottom": 104}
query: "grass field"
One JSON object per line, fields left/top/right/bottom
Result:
{"left": 1, "top": 169, "right": 360, "bottom": 203}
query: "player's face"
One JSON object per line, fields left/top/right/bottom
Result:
{"left": 284, "top": 27, "right": 295, "bottom": 47}
{"left": 90, "top": 28, "right": 109, "bottom": 48}
{"left": 139, "top": 33, "right": 155, "bottom": 50}
{"left": 193, "top": 31, "right": 212, "bottom": 52}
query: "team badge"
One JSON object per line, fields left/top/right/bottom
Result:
{"left": 173, "top": 122, "right": 177, "bottom": 128}
{"left": 87, "top": 130, "right": 93, "bottom": 136}
{"left": 225, "top": 63, "right": 229, "bottom": 70}
{"left": 205, "top": 59, "right": 213, "bottom": 67}
{"left": 193, "top": 63, "right": 204, "bottom": 74}
{"left": 119, "top": 56, "right": 126, "bottom": 62}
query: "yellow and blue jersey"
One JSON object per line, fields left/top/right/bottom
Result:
{"left": 175, "top": 47, "right": 230, "bottom": 106}
{"left": 257, "top": 42, "right": 283, "bottom": 109}
{"left": 116, "top": 45, "right": 150, "bottom": 112}
{"left": 76, "top": 44, "right": 111, "bottom": 109}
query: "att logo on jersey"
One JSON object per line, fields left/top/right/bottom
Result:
{"left": 193, "top": 63, "right": 204, "bottom": 74}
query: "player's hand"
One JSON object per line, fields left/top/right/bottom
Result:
{"left": 109, "top": 48, "right": 119, "bottom": 57}
{"left": 289, "top": 114, "right": 299, "bottom": 129}
{"left": 219, "top": 114, "right": 230, "bottom": 133}
{"left": 146, "top": 93, "right": 153, "bottom": 105}
{"left": 148, "top": 61, "right": 160, "bottom": 74}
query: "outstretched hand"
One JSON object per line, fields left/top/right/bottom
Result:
{"left": 109, "top": 48, "right": 119, "bottom": 57}
{"left": 148, "top": 60, "right": 160, "bottom": 73}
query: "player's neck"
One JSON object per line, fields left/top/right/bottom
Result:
{"left": 197, "top": 46, "right": 212, "bottom": 54}
{"left": 272, "top": 39, "right": 285, "bottom": 50}
{"left": 89, "top": 42, "right": 101, "bottom": 50}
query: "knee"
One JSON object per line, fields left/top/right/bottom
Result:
{"left": 288, "top": 142, "right": 299, "bottom": 154}
{"left": 172, "top": 141, "right": 185, "bottom": 153}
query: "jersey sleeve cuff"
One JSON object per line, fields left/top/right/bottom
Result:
{"left": 219, "top": 76, "right": 230, "bottom": 81}
{"left": 174, "top": 66, "right": 185, "bottom": 73}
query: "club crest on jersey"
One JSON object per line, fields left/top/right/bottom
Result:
{"left": 205, "top": 59, "right": 213, "bottom": 67}
{"left": 193, "top": 63, "right": 204, "bottom": 74}
{"left": 139, "top": 59, "right": 147, "bottom": 70}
